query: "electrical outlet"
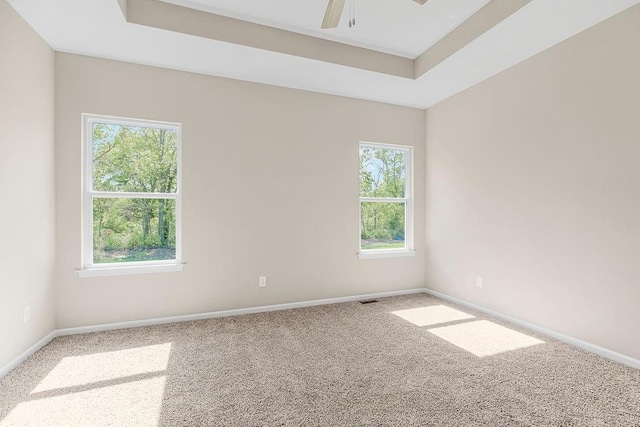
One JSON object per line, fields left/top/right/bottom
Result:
{"left": 259, "top": 276, "right": 267, "bottom": 287}
{"left": 24, "top": 306, "right": 31, "bottom": 323}
{"left": 476, "top": 276, "right": 483, "bottom": 288}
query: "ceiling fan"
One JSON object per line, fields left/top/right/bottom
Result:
{"left": 321, "top": 0, "right": 428, "bottom": 29}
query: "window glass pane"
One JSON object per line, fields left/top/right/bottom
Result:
{"left": 93, "top": 198, "right": 176, "bottom": 264}
{"left": 360, "top": 202, "right": 405, "bottom": 251}
{"left": 359, "top": 146, "right": 406, "bottom": 198}
{"left": 92, "top": 123, "right": 178, "bottom": 193}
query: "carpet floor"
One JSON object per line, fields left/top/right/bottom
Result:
{"left": 0, "top": 293, "right": 639, "bottom": 426}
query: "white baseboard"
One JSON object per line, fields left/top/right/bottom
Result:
{"left": 3, "top": 286, "right": 638, "bottom": 379}
{"left": 423, "top": 288, "right": 640, "bottom": 370}
{"left": 2, "top": 288, "right": 422, "bottom": 379}
{"left": 0, "top": 331, "right": 57, "bottom": 379}
{"left": 56, "top": 288, "right": 426, "bottom": 336}
{"left": 1, "top": 288, "right": 423, "bottom": 378}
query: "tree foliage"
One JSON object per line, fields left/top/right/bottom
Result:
{"left": 359, "top": 147, "right": 406, "bottom": 248}
{"left": 92, "top": 124, "right": 178, "bottom": 263}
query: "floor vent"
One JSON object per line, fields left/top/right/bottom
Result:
{"left": 360, "top": 299, "right": 379, "bottom": 304}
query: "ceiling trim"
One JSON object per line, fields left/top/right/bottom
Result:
{"left": 127, "top": 0, "right": 536, "bottom": 81}
{"left": 128, "top": 0, "right": 415, "bottom": 79}
{"left": 117, "top": 0, "right": 127, "bottom": 16}
{"left": 415, "top": 0, "right": 531, "bottom": 78}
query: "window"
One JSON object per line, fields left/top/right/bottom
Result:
{"left": 80, "top": 115, "right": 182, "bottom": 276}
{"left": 359, "top": 142, "right": 413, "bottom": 258}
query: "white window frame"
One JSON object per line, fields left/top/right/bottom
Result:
{"left": 78, "top": 114, "right": 184, "bottom": 277}
{"left": 358, "top": 141, "right": 415, "bottom": 259}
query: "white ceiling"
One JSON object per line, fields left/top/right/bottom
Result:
{"left": 160, "top": 0, "right": 491, "bottom": 58}
{"left": 8, "top": 0, "right": 640, "bottom": 109}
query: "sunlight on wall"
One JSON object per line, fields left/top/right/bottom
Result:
{"left": 1, "top": 377, "right": 166, "bottom": 427}
{"left": 391, "top": 305, "right": 475, "bottom": 327}
{"left": 428, "top": 320, "right": 544, "bottom": 357}
{"left": 31, "top": 343, "right": 172, "bottom": 393}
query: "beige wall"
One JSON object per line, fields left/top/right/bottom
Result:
{"left": 54, "top": 54, "right": 425, "bottom": 328}
{"left": 0, "top": 0, "right": 56, "bottom": 368}
{"left": 425, "top": 5, "right": 640, "bottom": 359}
{"left": 8, "top": 0, "right": 637, "bottom": 367}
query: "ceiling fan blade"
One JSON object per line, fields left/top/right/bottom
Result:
{"left": 413, "top": 0, "right": 428, "bottom": 4}
{"left": 321, "top": 0, "right": 346, "bottom": 29}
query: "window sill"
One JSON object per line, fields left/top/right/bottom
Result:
{"left": 358, "top": 250, "right": 416, "bottom": 260}
{"left": 76, "top": 263, "right": 185, "bottom": 278}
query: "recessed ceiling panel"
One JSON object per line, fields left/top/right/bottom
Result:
{"left": 160, "top": 0, "right": 492, "bottom": 58}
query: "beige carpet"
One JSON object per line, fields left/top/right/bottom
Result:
{"left": 0, "top": 294, "right": 639, "bottom": 426}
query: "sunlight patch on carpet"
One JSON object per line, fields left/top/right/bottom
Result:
{"left": 1, "top": 376, "right": 166, "bottom": 427}
{"left": 31, "top": 343, "right": 172, "bottom": 394}
{"left": 391, "top": 305, "right": 475, "bottom": 327}
{"left": 428, "top": 320, "right": 544, "bottom": 357}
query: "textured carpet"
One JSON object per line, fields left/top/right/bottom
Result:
{"left": 0, "top": 294, "right": 639, "bottom": 426}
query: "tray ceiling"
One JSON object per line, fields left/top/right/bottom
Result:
{"left": 8, "top": 0, "right": 640, "bottom": 109}
{"left": 160, "top": 0, "right": 491, "bottom": 58}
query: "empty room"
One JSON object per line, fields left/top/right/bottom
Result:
{"left": 1, "top": 0, "right": 639, "bottom": 425}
